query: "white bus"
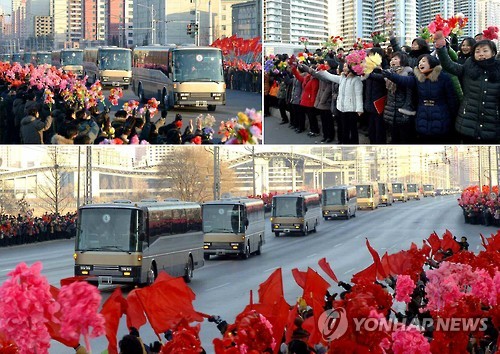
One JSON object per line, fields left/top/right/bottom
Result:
{"left": 52, "top": 49, "right": 84, "bottom": 77}
{"left": 423, "top": 184, "right": 436, "bottom": 197}
{"left": 271, "top": 192, "right": 321, "bottom": 236}
{"left": 74, "top": 200, "right": 204, "bottom": 286}
{"left": 407, "top": 183, "right": 422, "bottom": 200}
{"left": 202, "top": 198, "right": 265, "bottom": 260}
{"left": 356, "top": 182, "right": 380, "bottom": 210}
{"left": 83, "top": 46, "right": 132, "bottom": 88}
{"left": 392, "top": 182, "right": 407, "bottom": 202}
{"left": 132, "top": 45, "right": 226, "bottom": 111}
{"left": 322, "top": 185, "right": 357, "bottom": 220}
{"left": 35, "top": 51, "right": 52, "bottom": 65}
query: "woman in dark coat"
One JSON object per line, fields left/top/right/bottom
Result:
{"left": 383, "top": 54, "right": 458, "bottom": 143}
{"left": 457, "top": 37, "right": 476, "bottom": 65}
{"left": 436, "top": 38, "right": 500, "bottom": 142}
{"left": 390, "top": 36, "right": 431, "bottom": 68}
{"left": 372, "top": 51, "right": 416, "bottom": 143}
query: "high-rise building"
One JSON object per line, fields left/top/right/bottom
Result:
{"left": 264, "top": 0, "right": 328, "bottom": 52}
{"left": 478, "top": 0, "right": 500, "bottom": 35}
{"left": 220, "top": 0, "right": 248, "bottom": 38}
{"left": 232, "top": 0, "right": 259, "bottom": 38}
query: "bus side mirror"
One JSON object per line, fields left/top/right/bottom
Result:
{"left": 139, "top": 232, "right": 146, "bottom": 242}
{"left": 244, "top": 219, "right": 249, "bottom": 227}
{"left": 305, "top": 206, "right": 308, "bottom": 212}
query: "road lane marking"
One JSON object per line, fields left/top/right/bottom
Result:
{"left": 343, "top": 267, "right": 356, "bottom": 275}
{"left": 0, "top": 269, "right": 12, "bottom": 272}
{"left": 307, "top": 253, "right": 317, "bottom": 258}
{"left": 334, "top": 243, "right": 343, "bottom": 248}
{"left": 264, "top": 267, "right": 279, "bottom": 273}
{"left": 206, "top": 283, "right": 230, "bottom": 291}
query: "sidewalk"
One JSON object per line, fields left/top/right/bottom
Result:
{"left": 264, "top": 107, "right": 370, "bottom": 144}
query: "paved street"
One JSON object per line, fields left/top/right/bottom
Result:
{"left": 0, "top": 194, "right": 493, "bottom": 353}
{"left": 264, "top": 107, "right": 370, "bottom": 144}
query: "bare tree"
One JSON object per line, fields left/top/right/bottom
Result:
{"left": 157, "top": 147, "right": 237, "bottom": 203}
{"left": 37, "top": 147, "right": 75, "bottom": 215}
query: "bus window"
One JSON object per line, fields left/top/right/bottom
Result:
{"left": 273, "top": 198, "right": 297, "bottom": 217}
{"left": 77, "top": 208, "right": 138, "bottom": 252}
{"left": 202, "top": 204, "right": 244, "bottom": 233}
{"left": 324, "top": 190, "right": 345, "bottom": 205}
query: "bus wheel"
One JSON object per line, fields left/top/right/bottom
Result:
{"left": 146, "top": 265, "right": 156, "bottom": 286}
{"left": 274, "top": 232, "right": 280, "bottom": 237}
{"left": 313, "top": 221, "right": 317, "bottom": 233}
{"left": 183, "top": 257, "right": 194, "bottom": 283}
{"left": 302, "top": 224, "right": 308, "bottom": 236}
{"left": 241, "top": 244, "right": 250, "bottom": 259}
{"left": 346, "top": 212, "right": 351, "bottom": 220}
{"left": 207, "top": 105, "right": 216, "bottom": 111}
{"left": 255, "top": 239, "right": 262, "bottom": 255}
{"left": 138, "top": 84, "right": 146, "bottom": 103}
{"left": 203, "top": 253, "right": 210, "bottom": 260}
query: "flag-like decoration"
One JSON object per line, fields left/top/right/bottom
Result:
{"left": 258, "top": 268, "right": 284, "bottom": 305}
{"left": 318, "top": 257, "right": 339, "bottom": 283}
{"left": 100, "top": 288, "right": 127, "bottom": 354}
{"left": 291, "top": 268, "right": 307, "bottom": 288}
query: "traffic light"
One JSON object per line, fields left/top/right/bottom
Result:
{"left": 194, "top": 23, "right": 199, "bottom": 33}
{"left": 187, "top": 23, "right": 192, "bottom": 35}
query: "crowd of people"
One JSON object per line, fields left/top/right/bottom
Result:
{"left": 0, "top": 212, "right": 77, "bottom": 247}
{"left": 264, "top": 30, "right": 500, "bottom": 144}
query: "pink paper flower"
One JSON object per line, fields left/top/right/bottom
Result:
{"left": 471, "top": 269, "right": 497, "bottom": 306}
{"left": 57, "top": 282, "right": 105, "bottom": 352}
{"left": 391, "top": 327, "right": 431, "bottom": 354}
{"left": 395, "top": 275, "right": 416, "bottom": 303}
{"left": 0, "top": 262, "right": 60, "bottom": 354}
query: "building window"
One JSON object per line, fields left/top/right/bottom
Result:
{"left": 222, "top": 25, "right": 226, "bottom": 30}
{"left": 222, "top": 15, "right": 226, "bottom": 20}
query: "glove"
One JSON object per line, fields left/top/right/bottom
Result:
{"left": 381, "top": 69, "right": 392, "bottom": 78}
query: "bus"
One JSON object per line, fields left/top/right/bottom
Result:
{"left": 35, "top": 51, "right": 52, "bottom": 65}
{"left": 423, "top": 184, "right": 435, "bottom": 197}
{"left": 0, "top": 54, "right": 10, "bottom": 63}
{"left": 378, "top": 182, "right": 393, "bottom": 206}
{"left": 321, "top": 185, "right": 357, "bottom": 220}
{"left": 132, "top": 45, "right": 226, "bottom": 111}
{"left": 12, "top": 53, "right": 22, "bottom": 63}
{"left": 83, "top": 46, "right": 132, "bottom": 88}
{"left": 356, "top": 183, "right": 380, "bottom": 210}
{"left": 73, "top": 200, "right": 204, "bottom": 286}
{"left": 23, "top": 52, "right": 35, "bottom": 65}
{"left": 271, "top": 192, "right": 321, "bottom": 236}
{"left": 407, "top": 183, "right": 421, "bottom": 200}
{"left": 202, "top": 198, "right": 265, "bottom": 260}
{"left": 392, "top": 182, "right": 407, "bottom": 202}
{"left": 52, "top": 49, "right": 84, "bottom": 77}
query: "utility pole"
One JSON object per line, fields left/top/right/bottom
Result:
{"left": 85, "top": 146, "right": 92, "bottom": 205}
{"left": 151, "top": 4, "right": 155, "bottom": 45}
{"left": 252, "top": 146, "right": 256, "bottom": 196}
{"left": 213, "top": 146, "right": 220, "bottom": 200}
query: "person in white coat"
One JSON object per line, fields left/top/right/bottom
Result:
{"left": 312, "top": 63, "right": 363, "bottom": 144}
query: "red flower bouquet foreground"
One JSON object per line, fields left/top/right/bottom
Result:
{"left": 458, "top": 185, "right": 500, "bottom": 225}
{"left": 1, "top": 230, "right": 499, "bottom": 353}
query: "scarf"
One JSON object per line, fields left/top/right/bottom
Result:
{"left": 385, "top": 66, "right": 405, "bottom": 94}
{"left": 467, "top": 57, "right": 500, "bottom": 82}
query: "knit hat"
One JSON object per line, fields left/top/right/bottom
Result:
{"left": 175, "top": 113, "right": 182, "bottom": 121}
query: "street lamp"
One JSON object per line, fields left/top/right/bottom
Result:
{"left": 137, "top": 4, "right": 156, "bottom": 45}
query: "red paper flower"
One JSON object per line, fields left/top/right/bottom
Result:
{"left": 483, "top": 26, "right": 499, "bottom": 40}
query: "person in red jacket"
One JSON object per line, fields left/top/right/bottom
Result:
{"left": 292, "top": 62, "right": 320, "bottom": 137}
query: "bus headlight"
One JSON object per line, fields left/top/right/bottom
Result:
{"left": 179, "top": 93, "right": 190, "bottom": 100}
{"left": 230, "top": 242, "right": 240, "bottom": 249}
{"left": 204, "top": 242, "right": 211, "bottom": 249}
{"left": 80, "top": 265, "right": 91, "bottom": 271}
{"left": 273, "top": 224, "right": 280, "bottom": 228}
{"left": 101, "top": 76, "right": 109, "bottom": 81}
{"left": 123, "top": 77, "right": 130, "bottom": 82}
{"left": 120, "top": 267, "right": 132, "bottom": 272}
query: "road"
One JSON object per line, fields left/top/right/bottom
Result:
{"left": 0, "top": 195, "right": 496, "bottom": 353}
{"left": 111, "top": 88, "right": 262, "bottom": 141}
{"left": 264, "top": 107, "right": 370, "bottom": 144}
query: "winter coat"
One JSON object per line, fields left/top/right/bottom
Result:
{"left": 20, "top": 115, "right": 53, "bottom": 144}
{"left": 437, "top": 46, "right": 500, "bottom": 142}
{"left": 290, "top": 74, "right": 304, "bottom": 105}
{"left": 77, "top": 118, "right": 100, "bottom": 143}
{"left": 386, "top": 65, "right": 458, "bottom": 136}
{"left": 363, "top": 68, "right": 388, "bottom": 114}
{"left": 292, "top": 68, "right": 319, "bottom": 108}
{"left": 373, "top": 67, "right": 414, "bottom": 126}
{"left": 313, "top": 72, "right": 333, "bottom": 111}
{"left": 50, "top": 134, "right": 74, "bottom": 144}
{"left": 315, "top": 70, "right": 363, "bottom": 113}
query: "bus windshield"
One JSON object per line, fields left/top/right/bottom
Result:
{"left": 323, "top": 190, "right": 345, "bottom": 206}
{"left": 392, "top": 184, "right": 403, "bottom": 193}
{"left": 424, "top": 185, "right": 433, "bottom": 191}
{"left": 76, "top": 208, "right": 139, "bottom": 252}
{"left": 99, "top": 50, "right": 131, "bottom": 70}
{"left": 357, "top": 186, "right": 372, "bottom": 198}
{"left": 12, "top": 54, "right": 21, "bottom": 62}
{"left": 379, "top": 184, "right": 387, "bottom": 194}
{"left": 173, "top": 50, "right": 224, "bottom": 82}
{"left": 408, "top": 185, "right": 417, "bottom": 192}
{"left": 37, "top": 54, "right": 51, "bottom": 65}
{"left": 273, "top": 197, "right": 303, "bottom": 217}
{"left": 62, "top": 51, "right": 83, "bottom": 65}
{"left": 203, "top": 204, "right": 243, "bottom": 233}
